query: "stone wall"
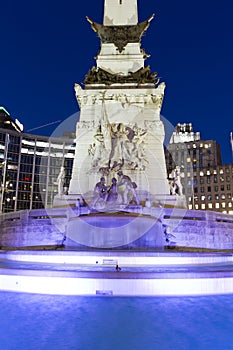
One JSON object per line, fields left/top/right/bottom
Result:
{"left": 0, "top": 206, "right": 233, "bottom": 250}
{"left": 162, "top": 208, "right": 233, "bottom": 249}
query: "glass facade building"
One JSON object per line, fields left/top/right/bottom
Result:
{"left": 0, "top": 127, "right": 75, "bottom": 213}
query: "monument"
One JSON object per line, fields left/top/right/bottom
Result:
{"left": 67, "top": 0, "right": 174, "bottom": 208}
{"left": 53, "top": 0, "right": 188, "bottom": 249}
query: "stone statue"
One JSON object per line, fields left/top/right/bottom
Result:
{"left": 169, "top": 166, "right": 183, "bottom": 196}
{"left": 92, "top": 177, "right": 110, "bottom": 207}
{"left": 86, "top": 14, "right": 155, "bottom": 53}
{"left": 117, "top": 171, "right": 139, "bottom": 205}
{"left": 106, "top": 178, "right": 119, "bottom": 204}
{"left": 56, "top": 166, "right": 65, "bottom": 196}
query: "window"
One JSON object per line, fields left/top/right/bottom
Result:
{"left": 221, "top": 185, "right": 225, "bottom": 191}
{"left": 201, "top": 195, "right": 205, "bottom": 201}
{"left": 208, "top": 203, "right": 213, "bottom": 209}
{"left": 215, "top": 194, "right": 219, "bottom": 200}
{"left": 208, "top": 186, "right": 211, "bottom": 192}
{"left": 215, "top": 186, "right": 218, "bottom": 192}
{"left": 207, "top": 195, "right": 212, "bottom": 201}
{"left": 215, "top": 203, "right": 220, "bottom": 209}
{"left": 201, "top": 204, "right": 206, "bottom": 209}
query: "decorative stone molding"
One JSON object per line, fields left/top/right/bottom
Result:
{"left": 74, "top": 85, "right": 165, "bottom": 109}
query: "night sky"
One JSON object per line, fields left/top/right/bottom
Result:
{"left": 0, "top": 0, "right": 232, "bottom": 163}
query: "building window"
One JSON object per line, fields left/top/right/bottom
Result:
{"left": 222, "top": 203, "right": 226, "bottom": 208}
{"left": 219, "top": 169, "right": 224, "bottom": 174}
{"left": 221, "top": 194, "right": 226, "bottom": 199}
{"left": 215, "top": 186, "right": 218, "bottom": 191}
{"left": 214, "top": 176, "right": 218, "bottom": 183}
{"left": 200, "top": 187, "right": 205, "bottom": 193}
{"left": 228, "top": 203, "right": 232, "bottom": 208}
{"left": 221, "top": 185, "right": 225, "bottom": 191}
{"left": 201, "top": 204, "right": 206, "bottom": 209}
{"left": 195, "top": 204, "right": 199, "bottom": 210}
{"left": 215, "top": 203, "right": 220, "bottom": 209}
{"left": 201, "top": 195, "right": 205, "bottom": 201}
{"left": 207, "top": 195, "right": 212, "bottom": 201}
{"left": 208, "top": 186, "right": 211, "bottom": 192}
{"left": 208, "top": 203, "right": 213, "bottom": 209}
{"left": 227, "top": 185, "right": 231, "bottom": 190}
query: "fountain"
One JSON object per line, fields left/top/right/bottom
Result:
{"left": 0, "top": 0, "right": 233, "bottom": 299}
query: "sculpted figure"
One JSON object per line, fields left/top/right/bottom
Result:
{"left": 92, "top": 177, "right": 109, "bottom": 207}
{"left": 169, "top": 166, "right": 183, "bottom": 196}
{"left": 92, "top": 126, "right": 109, "bottom": 168}
{"left": 106, "top": 178, "right": 119, "bottom": 204}
{"left": 109, "top": 123, "right": 129, "bottom": 170}
{"left": 56, "top": 166, "right": 65, "bottom": 196}
{"left": 117, "top": 171, "right": 139, "bottom": 205}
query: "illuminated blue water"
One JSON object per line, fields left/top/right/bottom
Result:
{"left": 0, "top": 293, "right": 233, "bottom": 350}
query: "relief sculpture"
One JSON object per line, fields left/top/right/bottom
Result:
{"left": 88, "top": 116, "right": 148, "bottom": 175}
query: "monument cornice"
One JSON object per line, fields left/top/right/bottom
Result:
{"left": 74, "top": 83, "right": 165, "bottom": 109}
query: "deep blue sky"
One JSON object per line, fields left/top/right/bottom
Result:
{"left": 0, "top": 0, "right": 232, "bottom": 163}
